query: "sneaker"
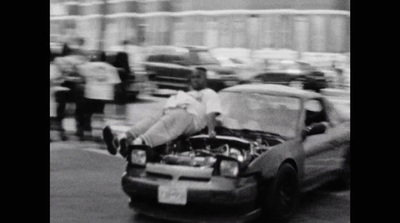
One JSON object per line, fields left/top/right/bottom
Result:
{"left": 102, "top": 126, "right": 117, "bottom": 155}
{"left": 119, "top": 138, "right": 128, "bottom": 158}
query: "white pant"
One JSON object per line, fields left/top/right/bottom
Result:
{"left": 126, "top": 108, "right": 200, "bottom": 148}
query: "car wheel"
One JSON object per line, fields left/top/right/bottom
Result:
{"left": 288, "top": 80, "right": 304, "bottom": 90}
{"left": 261, "top": 163, "right": 299, "bottom": 222}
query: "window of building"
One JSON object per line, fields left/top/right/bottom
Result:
{"left": 327, "top": 15, "right": 347, "bottom": 53}
{"left": 259, "top": 15, "right": 275, "bottom": 49}
{"left": 232, "top": 16, "right": 246, "bottom": 48}
{"left": 172, "top": 17, "right": 186, "bottom": 46}
{"left": 310, "top": 15, "right": 327, "bottom": 52}
{"left": 218, "top": 16, "right": 233, "bottom": 48}
{"left": 247, "top": 15, "right": 261, "bottom": 50}
{"left": 276, "top": 15, "right": 293, "bottom": 50}
{"left": 76, "top": 17, "right": 101, "bottom": 50}
{"left": 293, "top": 15, "right": 310, "bottom": 53}
{"left": 204, "top": 17, "right": 218, "bottom": 48}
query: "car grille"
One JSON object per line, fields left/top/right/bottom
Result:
{"left": 178, "top": 176, "right": 210, "bottom": 182}
{"left": 130, "top": 196, "right": 257, "bottom": 216}
{"left": 146, "top": 172, "right": 173, "bottom": 180}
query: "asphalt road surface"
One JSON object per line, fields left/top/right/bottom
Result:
{"left": 50, "top": 94, "right": 350, "bottom": 223}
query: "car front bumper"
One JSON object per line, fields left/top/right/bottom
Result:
{"left": 121, "top": 167, "right": 260, "bottom": 223}
{"left": 130, "top": 200, "right": 261, "bottom": 223}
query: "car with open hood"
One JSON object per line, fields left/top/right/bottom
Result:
{"left": 121, "top": 84, "right": 350, "bottom": 223}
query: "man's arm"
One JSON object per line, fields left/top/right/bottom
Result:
{"left": 206, "top": 112, "right": 218, "bottom": 138}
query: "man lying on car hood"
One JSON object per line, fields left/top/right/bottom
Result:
{"left": 102, "top": 67, "right": 222, "bottom": 157}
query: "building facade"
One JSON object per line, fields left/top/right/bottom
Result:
{"left": 50, "top": 0, "right": 350, "bottom": 53}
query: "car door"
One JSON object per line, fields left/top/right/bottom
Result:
{"left": 300, "top": 97, "right": 347, "bottom": 189}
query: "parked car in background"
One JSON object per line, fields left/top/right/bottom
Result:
{"left": 121, "top": 84, "right": 350, "bottom": 223}
{"left": 246, "top": 59, "right": 329, "bottom": 92}
{"left": 143, "top": 45, "right": 241, "bottom": 96}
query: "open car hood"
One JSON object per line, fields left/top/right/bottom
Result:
{"left": 158, "top": 134, "right": 276, "bottom": 169}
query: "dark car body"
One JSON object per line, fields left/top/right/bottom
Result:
{"left": 121, "top": 84, "right": 350, "bottom": 223}
{"left": 248, "top": 59, "right": 329, "bottom": 92}
{"left": 143, "top": 46, "right": 240, "bottom": 95}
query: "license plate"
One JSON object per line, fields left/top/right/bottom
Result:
{"left": 158, "top": 185, "right": 187, "bottom": 205}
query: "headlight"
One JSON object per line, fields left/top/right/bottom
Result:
{"left": 220, "top": 160, "right": 239, "bottom": 177}
{"left": 130, "top": 150, "right": 147, "bottom": 166}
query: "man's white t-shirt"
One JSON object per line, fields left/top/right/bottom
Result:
{"left": 164, "top": 89, "right": 222, "bottom": 130}
{"left": 78, "top": 62, "right": 121, "bottom": 101}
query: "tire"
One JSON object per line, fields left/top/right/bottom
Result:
{"left": 260, "top": 163, "right": 300, "bottom": 223}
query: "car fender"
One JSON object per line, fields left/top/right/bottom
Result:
{"left": 245, "top": 138, "right": 305, "bottom": 181}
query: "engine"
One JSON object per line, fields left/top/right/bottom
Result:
{"left": 160, "top": 135, "right": 265, "bottom": 168}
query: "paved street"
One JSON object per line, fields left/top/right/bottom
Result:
{"left": 50, "top": 93, "right": 350, "bottom": 223}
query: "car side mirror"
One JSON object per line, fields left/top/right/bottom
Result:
{"left": 301, "top": 123, "right": 327, "bottom": 140}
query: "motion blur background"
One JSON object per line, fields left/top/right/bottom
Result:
{"left": 50, "top": 0, "right": 350, "bottom": 76}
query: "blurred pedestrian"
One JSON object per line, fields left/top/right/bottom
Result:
{"left": 61, "top": 42, "right": 71, "bottom": 57}
{"left": 50, "top": 49, "right": 69, "bottom": 141}
{"left": 332, "top": 62, "right": 345, "bottom": 89}
{"left": 78, "top": 59, "right": 121, "bottom": 141}
{"left": 54, "top": 55, "right": 87, "bottom": 140}
{"left": 112, "top": 40, "right": 133, "bottom": 121}
{"left": 102, "top": 67, "right": 222, "bottom": 157}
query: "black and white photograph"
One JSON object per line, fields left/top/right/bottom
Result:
{"left": 50, "top": 0, "right": 350, "bottom": 222}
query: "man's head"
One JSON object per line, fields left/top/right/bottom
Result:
{"left": 190, "top": 67, "right": 207, "bottom": 90}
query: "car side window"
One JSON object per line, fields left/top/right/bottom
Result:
{"left": 148, "top": 55, "right": 168, "bottom": 63}
{"left": 304, "top": 99, "right": 328, "bottom": 127}
{"left": 164, "top": 55, "right": 175, "bottom": 64}
{"left": 189, "top": 52, "right": 200, "bottom": 65}
{"left": 147, "top": 55, "right": 159, "bottom": 62}
{"left": 170, "top": 55, "right": 187, "bottom": 66}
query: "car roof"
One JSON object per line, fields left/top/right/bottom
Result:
{"left": 147, "top": 45, "right": 209, "bottom": 52}
{"left": 265, "top": 59, "right": 314, "bottom": 66}
{"left": 221, "top": 84, "right": 322, "bottom": 100}
{"left": 180, "top": 45, "right": 210, "bottom": 51}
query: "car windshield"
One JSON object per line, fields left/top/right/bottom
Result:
{"left": 265, "top": 60, "right": 314, "bottom": 72}
{"left": 218, "top": 91, "right": 301, "bottom": 138}
{"left": 190, "top": 51, "right": 219, "bottom": 65}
